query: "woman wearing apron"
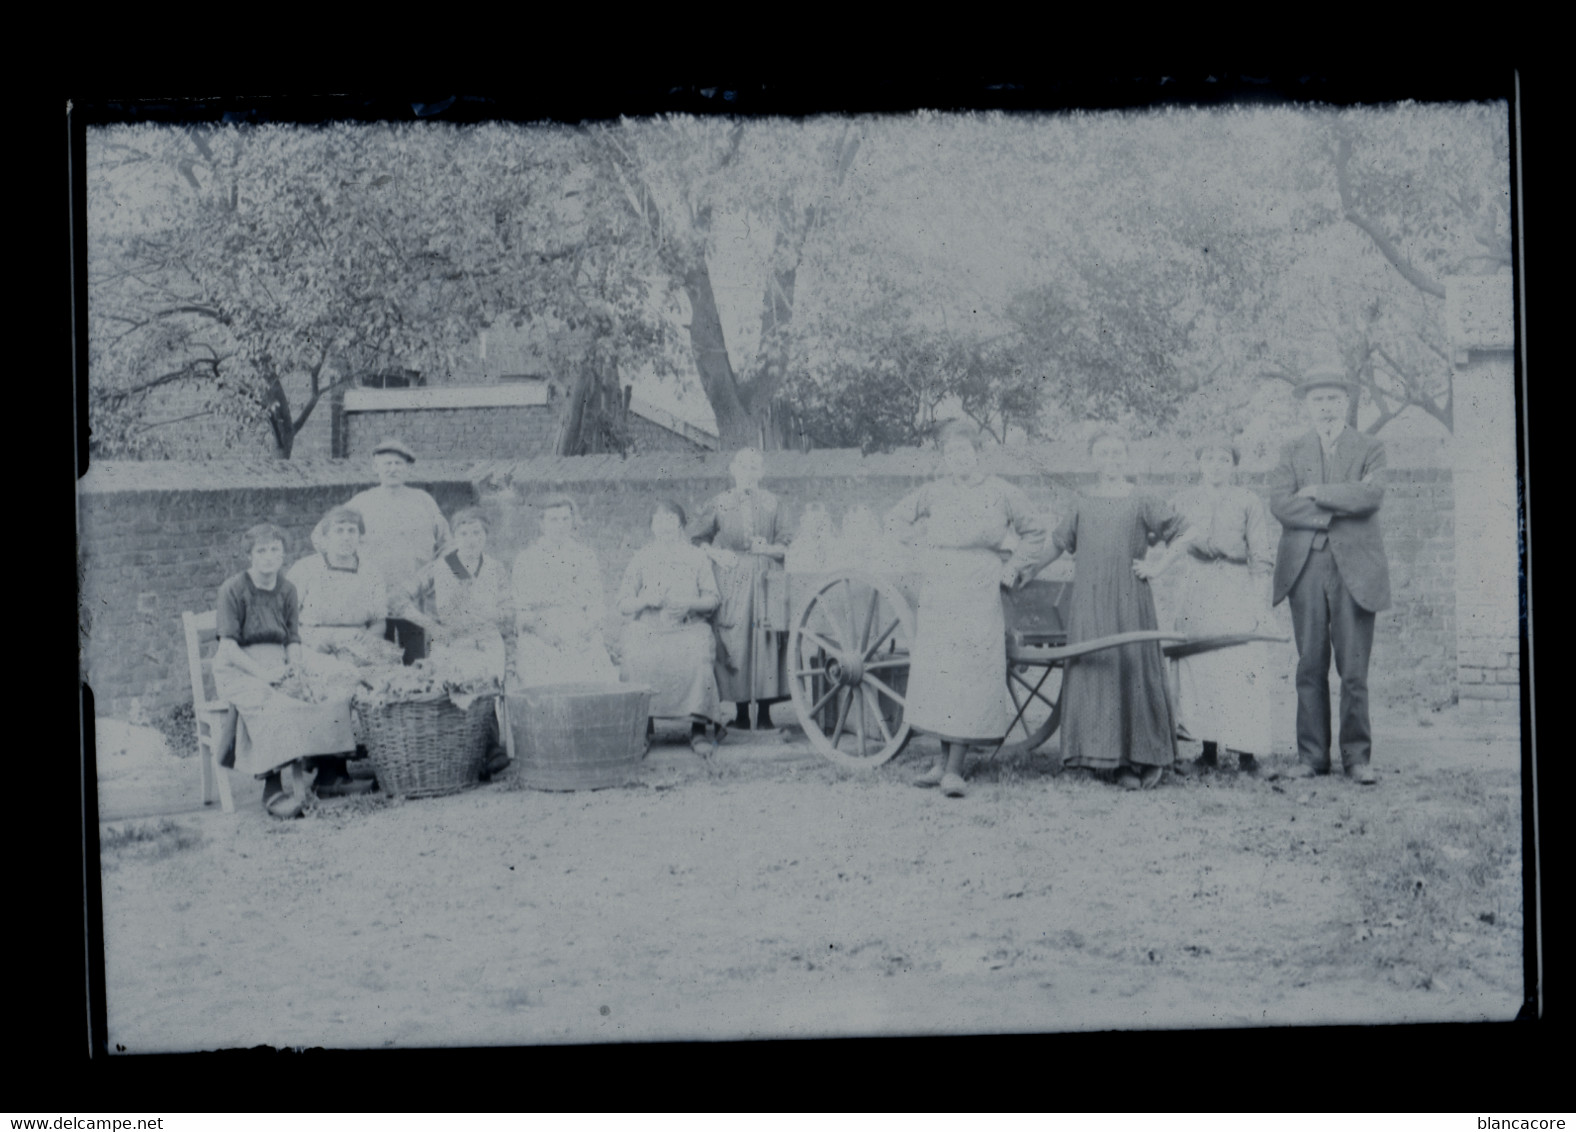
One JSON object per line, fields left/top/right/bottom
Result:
{"left": 399, "top": 507, "right": 512, "bottom": 776}
{"left": 512, "top": 494, "right": 619, "bottom": 688}
{"left": 888, "top": 420, "right": 1050, "bottom": 799}
{"left": 211, "top": 523, "right": 358, "bottom": 818}
{"left": 617, "top": 500, "right": 727, "bottom": 756}
{"left": 286, "top": 505, "right": 395, "bottom": 794}
{"left": 1150, "top": 440, "right": 1276, "bottom": 773}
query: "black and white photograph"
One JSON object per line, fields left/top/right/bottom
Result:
{"left": 74, "top": 79, "right": 1532, "bottom": 1052}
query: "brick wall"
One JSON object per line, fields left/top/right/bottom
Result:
{"left": 79, "top": 439, "right": 1464, "bottom": 717}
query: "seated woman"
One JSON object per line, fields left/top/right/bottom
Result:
{"left": 400, "top": 507, "right": 509, "bottom": 686}
{"left": 286, "top": 505, "right": 397, "bottom": 794}
{"left": 398, "top": 507, "right": 511, "bottom": 776}
{"left": 511, "top": 494, "right": 618, "bottom": 687}
{"left": 211, "top": 523, "right": 359, "bottom": 818}
{"left": 617, "top": 500, "right": 727, "bottom": 757}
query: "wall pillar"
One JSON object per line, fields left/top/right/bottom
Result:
{"left": 1446, "top": 273, "right": 1520, "bottom": 722}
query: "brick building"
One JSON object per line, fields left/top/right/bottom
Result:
{"left": 338, "top": 382, "right": 715, "bottom": 461}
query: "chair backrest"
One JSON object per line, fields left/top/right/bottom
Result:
{"left": 182, "top": 610, "right": 222, "bottom": 707}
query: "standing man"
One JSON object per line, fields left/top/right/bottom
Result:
{"left": 1270, "top": 364, "right": 1391, "bottom": 785}
{"left": 346, "top": 438, "right": 452, "bottom": 664}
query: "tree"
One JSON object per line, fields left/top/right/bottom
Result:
{"left": 88, "top": 122, "right": 662, "bottom": 459}
{"left": 593, "top": 115, "right": 862, "bottom": 450}
{"left": 1247, "top": 102, "right": 1510, "bottom": 435}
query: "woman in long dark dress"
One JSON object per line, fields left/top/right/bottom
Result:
{"left": 689, "top": 448, "right": 792, "bottom": 731}
{"left": 1039, "top": 430, "right": 1187, "bottom": 789}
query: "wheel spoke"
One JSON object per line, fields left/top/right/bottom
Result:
{"left": 813, "top": 600, "right": 846, "bottom": 647}
{"left": 865, "top": 657, "right": 909, "bottom": 671}
{"left": 862, "top": 684, "right": 894, "bottom": 744}
{"left": 800, "top": 629, "right": 842, "bottom": 657}
{"left": 864, "top": 673, "right": 906, "bottom": 709}
{"left": 836, "top": 579, "right": 861, "bottom": 655}
{"left": 794, "top": 666, "right": 827, "bottom": 678}
{"left": 810, "top": 682, "right": 841, "bottom": 717}
{"left": 830, "top": 687, "right": 853, "bottom": 748}
{"left": 863, "top": 618, "right": 902, "bottom": 661}
{"left": 856, "top": 683, "right": 868, "bottom": 755}
{"left": 859, "top": 590, "right": 880, "bottom": 653}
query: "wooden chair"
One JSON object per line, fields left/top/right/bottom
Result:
{"left": 182, "top": 610, "right": 237, "bottom": 813}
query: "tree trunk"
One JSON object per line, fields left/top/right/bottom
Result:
{"left": 682, "top": 263, "right": 756, "bottom": 449}
{"left": 262, "top": 371, "right": 295, "bottom": 458}
{"left": 554, "top": 366, "right": 594, "bottom": 457}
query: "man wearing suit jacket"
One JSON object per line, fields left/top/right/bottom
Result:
{"left": 1269, "top": 365, "right": 1391, "bottom": 785}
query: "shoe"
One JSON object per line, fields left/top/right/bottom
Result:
{"left": 1198, "top": 743, "right": 1219, "bottom": 769}
{"left": 483, "top": 752, "right": 513, "bottom": 777}
{"left": 1347, "top": 764, "right": 1378, "bottom": 785}
{"left": 1280, "top": 763, "right": 1319, "bottom": 779}
{"left": 940, "top": 773, "right": 967, "bottom": 798}
{"left": 1237, "top": 752, "right": 1259, "bottom": 775}
{"left": 913, "top": 764, "right": 946, "bottom": 788}
{"left": 1139, "top": 766, "right": 1164, "bottom": 790}
{"left": 263, "top": 786, "right": 305, "bottom": 819}
{"left": 1116, "top": 769, "right": 1142, "bottom": 791}
{"left": 689, "top": 735, "right": 716, "bottom": 758}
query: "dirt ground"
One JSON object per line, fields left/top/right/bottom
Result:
{"left": 94, "top": 695, "right": 1526, "bottom": 1051}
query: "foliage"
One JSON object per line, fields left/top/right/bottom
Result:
{"left": 99, "top": 818, "right": 202, "bottom": 865}
{"left": 154, "top": 701, "right": 197, "bottom": 759}
{"left": 88, "top": 122, "right": 661, "bottom": 458}
{"left": 88, "top": 104, "right": 1508, "bottom": 458}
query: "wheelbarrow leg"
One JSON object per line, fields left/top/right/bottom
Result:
{"left": 988, "top": 662, "right": 1058, "bottom": 761}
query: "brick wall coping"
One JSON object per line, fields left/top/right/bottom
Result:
{"left": 343, "top": 384, "right": 551, "bottom": 412}
{"left": 79, "top": 434, "right": 1451, "bottom": 497}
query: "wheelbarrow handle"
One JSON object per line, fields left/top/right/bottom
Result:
{"left": 1161, "top": 633, "right": 1290, "bottom": 659}
{"left": 1012, "top": 630, "right": 1189, "bottom": 664}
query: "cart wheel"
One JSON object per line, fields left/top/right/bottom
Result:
{"left": 788, "top": 572, "right": 915, "bottom": 770}
{"left": 997, "top": 659, "right": 1063, "bottom": 757}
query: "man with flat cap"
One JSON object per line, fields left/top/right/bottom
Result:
{"left": 346, "top": 438, "right": 452, "bottom": 664}
{"left": 1269, "top": 364, "right": 1390, "bottom": 785}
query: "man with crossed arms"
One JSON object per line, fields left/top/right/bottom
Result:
{"left": 1270, "top": 363, "right": 1391, "bottom": 785}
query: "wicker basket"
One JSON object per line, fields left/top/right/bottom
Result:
{"left": 356, "top": 692, "right": 497, "bottom": 799}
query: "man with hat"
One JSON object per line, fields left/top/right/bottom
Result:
{"left": 1269, "top": 364, "right": 1391, "bottom": 785}
{"left": 346, "top": 438, "right": 452, "bottom": 664}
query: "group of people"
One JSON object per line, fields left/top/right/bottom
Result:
{"left": 897, "top": 363, "right": 1391, "bottom": 797}
{"left": 210, "top": 441, "right": 795, "bottom": 817}
{"left": 211, "top": 362, "right": 1390, "bottom": 816}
